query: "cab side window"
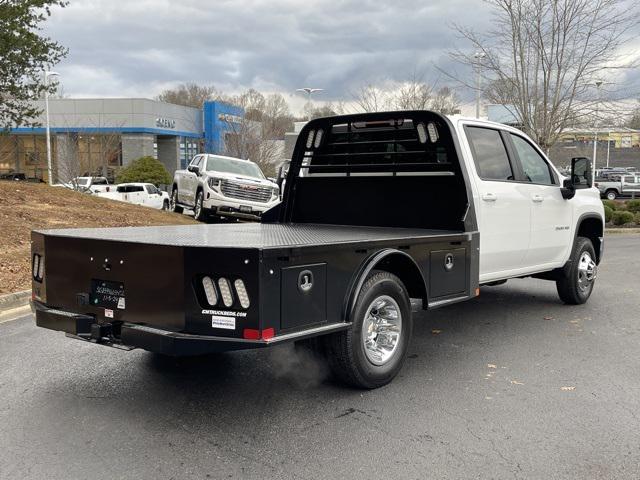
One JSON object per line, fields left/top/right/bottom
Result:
{"left": 466, "top": 126, "right": 514, "bottom": 181}
{"left": 509, "top": 134, "right": 556, "bottom": 185}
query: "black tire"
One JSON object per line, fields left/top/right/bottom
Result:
{"left": 162, "top": 199, "right": 170, "bottom": 211}
{"left": 324, "top": 271, "right": 413, "bottom": 389}
{"left": 556, "top": 236, "right": 597, "bottom": 305}
{"left": 605, "top": 189, "right": 618, "bottom": 200}
{"left": 170, "top": 188, "right": 183, "bottom": 214}
{"left": 193, "top": 190, "right": 206, "bottom": 221}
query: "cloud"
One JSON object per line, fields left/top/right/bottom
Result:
{"left": 44, "top": 0, "right": 492, "bottom": 101}
{"left": 44, "top": 0, "right": 640, "bottom": 112}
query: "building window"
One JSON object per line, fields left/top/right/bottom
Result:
{"left": 179, "top": 138, "right": 199, "bottom": 169}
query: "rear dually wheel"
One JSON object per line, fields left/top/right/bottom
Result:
{"left": 324, "top": 271, "right": 413, "bottom": 389}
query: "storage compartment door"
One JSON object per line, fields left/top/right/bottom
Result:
{"left": 429, "top": 248, "right": 467, "bottom": 298}
{"left": 280, "top": 264, "right": 327, "bottom": 330}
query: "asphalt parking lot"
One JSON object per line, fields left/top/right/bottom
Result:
{"left": 1, "top": 234, "right": 639, "bottom": 480}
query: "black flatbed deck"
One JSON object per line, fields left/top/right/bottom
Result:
{"left": 38, "top": 223, "right": 468, "bottom": 249}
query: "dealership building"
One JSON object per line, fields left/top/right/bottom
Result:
{"left": 0, "top": 98, "right": 244, "bottom": 182}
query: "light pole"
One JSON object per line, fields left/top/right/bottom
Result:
{"left": 606, "top": 130, "right": 611, "bottom": 168}
{"left": 44, "top": 70, "right": 60, "bottom": 184}
{"left": 296, "top": 87, "right": 323, "bottom": 121}
{"left": 473, "top": 51, "right": 486, "bottom": 119}
{"left": 592, "top": 80, "right": 603, "bottom": 172}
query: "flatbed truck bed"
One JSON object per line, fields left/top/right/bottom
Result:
{"left": 39, "top": 223, "right": 467, "bottom": 249}
{"left": 32, "top": 222, "right": 478, "bottom": 355}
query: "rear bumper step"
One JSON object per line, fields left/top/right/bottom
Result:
{"left": 33, "top": 301, "right": 349, "bottom": 356}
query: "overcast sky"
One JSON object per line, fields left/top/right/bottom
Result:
{"left": 44, "top": 0, "right": 640, "bottom": 113}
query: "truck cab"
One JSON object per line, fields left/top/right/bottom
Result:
{"left": 453, "top": 118, "right": 603, "bottom": 283}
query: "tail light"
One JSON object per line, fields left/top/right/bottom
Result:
{"left": 199, "top": 276, "right": 251, "bottom": 310}
{"left": 217, "top": 278, "right": 234, "bottom": 307}
{"left": 201, "top": 276, "right": 218, "bottom": 306}
{"left": 32, "top": 254, "right": 44, "bottom": 282}
{"left": 234, "top": 279, "right": 250, "bottom": 309}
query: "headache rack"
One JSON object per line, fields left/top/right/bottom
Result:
{"left": 271, "top": 110, "right": 472, "bottom": 231}
{"left": 297, "top": 115, "right": 455, "bottom": 176}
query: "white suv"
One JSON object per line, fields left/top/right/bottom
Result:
{"left": 171, "top": 154, "right": 280, "bottom": 221}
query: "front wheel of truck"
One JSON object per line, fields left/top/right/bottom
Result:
{"left": 324, "top": 271, "right": 413, "bottom": 389}
{"left": 193, "top": 190, "right": 206, "bottom": 222}
{"left": 556, "top": 236, "right": 597, "bottom": 305}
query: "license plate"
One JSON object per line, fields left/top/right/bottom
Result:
{"left": 90, "top": 279, "right": 126, "bottom": 310}
{"left": 239, "top": 205, "right": 252, "bottom": 213}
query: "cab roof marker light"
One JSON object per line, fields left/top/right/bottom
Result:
{"left": 416, "top": 123, "right": 428, "bottom": 144}
{"left": 234, "top": 279, "right": 250, "bottom": 309}
{"left": 306, "top": 130, "right": 316, "bottom": 149}
{"left": 427, "top": 122, "right": 439, "bottom": 143}
{"left": 314, "top": 129, "right": 324, "bottom": 148}
{"left": 218, "top": 278, "right": 233, "bottom": 307}
{"left": 202, "top": 276, "right": 218, "bottom": 306}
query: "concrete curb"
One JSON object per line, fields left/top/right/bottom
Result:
{"left": 0, "top": 290, "right": 31, "bottom": 313}
{"left": 605, "top": 228, "right": 640, "bottom": 234}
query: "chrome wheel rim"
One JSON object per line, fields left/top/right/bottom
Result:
{"left": 577, "top": 251, "right": 597, "bottom": 292}
{"left": 361, "top": 295, "right": 402, "bottom": 366}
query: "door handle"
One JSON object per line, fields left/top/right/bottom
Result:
{"left": 482, "top": 193, "right": 497, "bottom": 202}
{"left": 532, "top": 194, "right": 544, "bottom": 203}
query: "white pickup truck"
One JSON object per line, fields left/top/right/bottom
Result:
{"left": 32, "top": 111, "right": 605, "bottom": 389}
{"left": 72, "top": 176, "right": 111, "bottom": 193}
{"left": 170, "top": 154, "right": 280, "bottom": 221}
{"left": 95, "top": 182, "right": 170, "bottom": 210}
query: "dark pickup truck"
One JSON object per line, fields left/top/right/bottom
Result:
{"left": 31, "top": 110, "right": 603, "bottom": 388}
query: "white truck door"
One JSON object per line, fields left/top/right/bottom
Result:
{"left": 464, "top": 125, "right": 532, "bottom": 279}
{"left": 507, "top": 133, "right": 572, "bottom": 267}
{"left": 145, "top": 184, "right": 162, "bottom": 209}
{"left": 128, "top": 186, "right": 145, "bottom": 205}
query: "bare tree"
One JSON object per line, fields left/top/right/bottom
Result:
{"left": 222, "top": 116, "right": 280, "bottom": 176}
{"left": 156, "top": 82, "right": 220, "bottom": 108}
{"left": 351, "top": 84, "right": 392, "bottom": 112}
{"left": 220, "top": 89, "right": 292, "bottom": 176}
{"left": 262, "top": 93, "right": 294, "bottom": 137}
{"left": 302, "top": 102, "right": 340, "bottom": 120}
{"left": 392, "top": 76, "right": 434, "bottom": 110}
{"left": 428, "top": 87, "right": 461, "bottom": 115}
{"left": 349, "top": 78, "right": 461, "bottom": 115}
{"left": 450, "top": 0, "right": 638, "bottom": 149}
{"left": 628, "top": 101, "right": 640, "bottom": 130}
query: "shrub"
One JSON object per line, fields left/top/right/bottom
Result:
{"left": 602, "top": 199, "right": 617, "bottom": 211}
{"left": 603, "top": 205, "right": 613, "bottom": 223}
{"left": 635, "top": 212, "right": 640, "bottom": 226}
{"left": 116, "top": 156, "right": 172, "bottom": 186}
{"left": 611, "top": 210, "right": 634, "bottom": 226}
{"left": 626, "top": 199, "right": 640, "bottom": 213}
